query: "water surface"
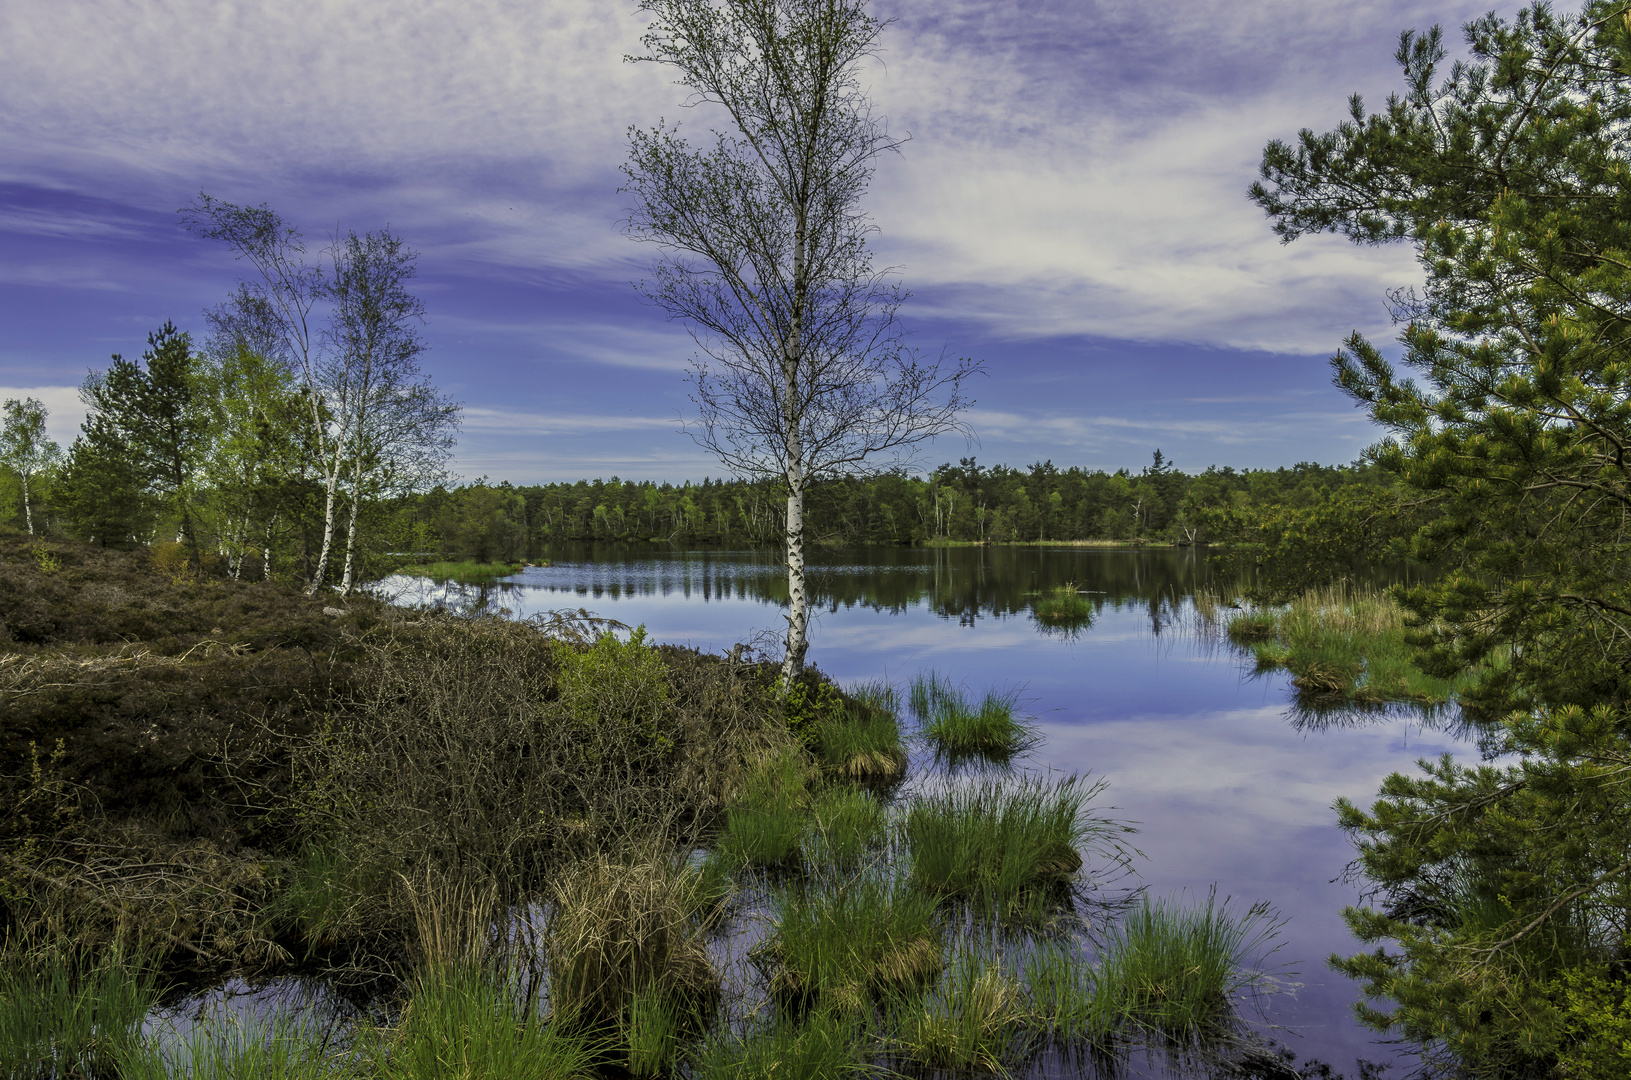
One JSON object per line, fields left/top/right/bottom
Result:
{"left": 382, "top": 543, "right": 1464, "bottom": 1075}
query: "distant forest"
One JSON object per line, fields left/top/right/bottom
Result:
{"left": 385, "top": 452, "right": 1406, "bottom": 565}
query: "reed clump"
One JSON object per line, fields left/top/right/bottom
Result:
{"left": 396, "top": 560, "right": 525, "bottom": 582}
{"left": 690, "top": 1008, "right": 863, "bottom": 1080}
{"left": 1218, "top": 582, "right": 1467, "bottom": 705}
{"left": 908, "top": 671, "right": 1035, "bottom": 760}
{"left": 1032, "top": 583, "right": 1096, "bottom": 626}
{"left": 715, "top": 746, "right": 817, "bottom": 871}
{"left": 890, "top": 946, "right": 1029, "bottom": 1072}
{"left": 904, "top": 775, "right": 1120, "bottom": 905}
{"left": 1093, "top": 890, "right": 1281, "bottom": 1040}
{"left": 545, "top": 854, "right": 720, "bottom": 1035}
{"left": 0, "top": 943, "right": 158, "bottom": 1080}
{"left": 810, "top": 680, "right": 906, "bottom": 782}
{"left": 802, "top": 787, "right": 887, "bottom": 867}
{"left": 757, "top": 875, "right": 942, "bottom": 1007}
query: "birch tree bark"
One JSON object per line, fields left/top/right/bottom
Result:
{"left": 624, "top": 0, "right": 977, "bottom": 684}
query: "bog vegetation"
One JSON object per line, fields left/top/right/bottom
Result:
{"left": 0, "top": 530, "right": 1292, "bottom": 1078}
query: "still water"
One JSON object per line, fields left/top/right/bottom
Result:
{"left": 383, "top": 543, "right": 1464, "bottom": 1074}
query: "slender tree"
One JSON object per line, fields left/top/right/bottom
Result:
{"left": 624, "top": 0, "right": 976, "bottom": 683}
{"left": 324, "top": 229, "right": 459, "bottom": 595}
{"left": 0, "top": 397, "right": 61, "bottom": 535}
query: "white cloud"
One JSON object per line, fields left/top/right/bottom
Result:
{"left": 0, "top": 386, "right": 83, "bottom": 447}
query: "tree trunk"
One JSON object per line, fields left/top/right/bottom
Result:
{"left": 20, "top": 475, "right": 32, "bottom": 536}
{"left": 338, "top": 462, "right": 363, "bottom": 597}
{"left": 781, "top": 461, "right": 808, "bottom": 686}
{"left": 305, "top": 461, "right": 343, "bottom": 596}
{"left": 264, "top": 513, "right": 277, "bottom": 582}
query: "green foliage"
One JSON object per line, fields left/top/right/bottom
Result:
{"left": 757, "top": 874, "right": 942, "bottom": 1006}
{"left": 1094, "top": 891, "right": 1281, "bottom": 1040}
{"left": 783, "top": 676, "right": 845, "bottom": 743}
{"left": 1253, "top": 3, "right": 1631, "bottom": 1070}
{"left": 1032, "top": 583, "right": 1095, "bottom": 625}
{"left": 0, "top": 946, "right": 159, "bottom": 1080}
{"left": 552, "top": 626, "right": 670, "bottom": 743}
{"left": 903, "top": 775, "right": 1118, "bottom": 907}
{"left": 909, "top": 672, "right": 1034, "bottom": 760}
{"left": 397, "top": 559, "right": 523, "bottom": 582}
{"left": 1554, "top": 969, "right": 1631, "bottom": 1078}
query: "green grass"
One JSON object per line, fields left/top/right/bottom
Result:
{"left": 908, "top": 671, "right": 1034, "bottom": 760}
{"left": 366, "top": 963, "right": 599, "bottom": 1080}
{"left": 1022, "top": 940, "right": 1110, "bottom": 1043}
{"left": 0, "top": 947, "right": 158, "bottom": 1080}
{"left": 621, "top": 985, "right": 693, "bottom": 1078}
{"left": 1093, "top": 890, "right": 1281, "bottom": 1040}
{"left": 715, "top": 748, "right": 815, "bottom": 871}
{"left": 119, "top": 1014, "right": 354, "bottom": 1080}
{"left": 903, "top": 775, "right": 1118, "bottom": 907}
{"left": 889, "top": 945, "right": 1029, "bottom": 1073}
{"left": 811, "top": 680, "right": 906, "bottom": 781}
{"left": 690, "top": 1009, "right": 864, "bottom": 1079}
{"left": 757, "top": 875, "right": 943, "bottom": 1007}
{"left": 802, "top": 786, "right": 888, "bottom": 867}
{"left": 397, "top": 560, "right": 524, "bottom": 582}
{"left": 1221, "top": 582, "right": 1476, "bottom": 705}
{"left": 1032, "top": 583, "right": 1096, "bottom": 627}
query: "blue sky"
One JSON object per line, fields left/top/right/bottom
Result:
{"left": 0, "top": 0, "right": 1498, "bottom": 484}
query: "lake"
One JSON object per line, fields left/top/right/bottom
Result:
{"left": 379, "top": 542, "right": 1462, "bottom": 1076}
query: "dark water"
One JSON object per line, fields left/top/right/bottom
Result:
{"left": 376, "top": 543, "right": 1463, "bottom": 1075}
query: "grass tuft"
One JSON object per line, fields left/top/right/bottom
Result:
{"left": 1032, "top": 583, "right": 1096, "bottom": 629}
{"left": 546, "top": 855, "right": 720, "bottom": 1034}
{"left": 802, "top": 786, "right": 888, "bottom": 867}
{"left": 908, "top": 671, "right": 1035, "bottom": 760}
{"left": 890, "top": 945, "right": 1029, "bottom": 1073}
{"left": 690, "top": 1009, "right": 863, "bottom": 1079}
{"left": 1093, "top": 889, "right": 1281, "bottom": 1040}
{"left": 396, "top": 560, "right": 524, "bottom": 582}
{"left": 904, "top": 774, "right": 1121, "bottom": 907}
{"left": 811, "top": 680, "right": 907, "bottom": 782}
{"left": 1219, "top": 582, "right": 1475, "bottom": 705}
{"left": 758, "top": 874, "right": 943, "bottom": 1006}
{"left": 0, "top": 946, "right": 158, "bottom": 1080}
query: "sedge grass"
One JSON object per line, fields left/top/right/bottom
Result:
{"left": 690, "top": 1009, "right": 864, "bottom": 1080}
{"left": 0, "top": 946, "right": 158, "bottom": 1080}
{"left": 889, "top": 945, "right": 1030, "bottom": 1073}
{"left": 545, "top": 855, "right": 720, "bottom": 1034}
{"left": 716, "top": 747, "right": 816, "bottom": 870}
{"left": 1220, "top": 582, "right": 1469, "bottom": 705}
{"left": 397, "top": 560, "right": 524, "bottom": 582}
{"left": 904, "top": 775, "right": 1118, "bottom": 906}
{"left": 367, "top": 963, "right": 598, "bottom": 1080}
{"left": 1032, "top": 583, "right": 1096, "bottom": 628}
{"left": 909, "top": 672, "right": 1035, "bottom": 760}
{"left": 1093, "top": 890, "right": 1281, "bottom": 1040}
{"left": 118, "top": 1014, "right": 354, "bottom": 1080}
{"left": 802, "top": 787, "right": 887, "bottom": 867}
{"left": 757, "top": 875, "right": 943, "bottom": 1007}
{"left": 812, "top": 682, "right": 906, "bottom": 781}
{"left": 621, "top": 985, "right": 693, "bottom": 1078}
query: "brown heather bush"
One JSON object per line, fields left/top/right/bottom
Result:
{"left": 272, "top": 612, "right": 796, "bottom": 949}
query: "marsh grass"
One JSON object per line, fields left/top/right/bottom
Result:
{"left": 621, "top": 985, "right": 692, "bottom": 1077}
{"left": 0, "top": 946, "right": 158, "bottom": 1080}
{"left": 1032, "top": 583, "right": 1096, "bottom": 628}
{"left": 1094, "top": 890, "right": 1282, "bottom": 1040}
{"left": 908, "top": 672, "right": 1035, "bottom": 760}
{"left": 690, "top": 1008, "right": 863, "bottom": 1080}
{"left": 1217, "top": 583, "right": 1469, "bottom": 705}
{"left": 802, "top": 787, "right": 887, "bottom": 867}
{"left": 758, "top": 875, "right": 942, "bottom": 1007}
{"left": 904, "top": 775, "right": 1120, "bottom": 906}
{"left": 812, "top": 681, "right": 906, "bottom": 782}
{"left": 367, "top": 963, "right": 598, "bottom": 1080}
{"left": 1023, "top": 940, "right": 1109, "bottom": 1043}
{"left": 716, "top": 747, "right": 817, "bottom": 870}
{"left": 119, "top": 1013, "right": 353, "bottom": 1080}
{"left": 546, "top": 854, "right": 720, "bottom": 1034}
{"left": 396, "top": 560, "right": 524, "bottom": 582}
{"left": 890, "top": 945, "right": 1030, "bottom": 1073}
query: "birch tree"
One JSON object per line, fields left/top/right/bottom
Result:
{"left": 0, "top": 397, "right": 61, "bottom": 535}
{"left": 624, "top": 0, "right": 976, "bottom": 682}
{"left": 181, "top": 196, "right": 344, "bottom": 595}
{"left": 325, "top": 229, "right": 458, "bottom": 595}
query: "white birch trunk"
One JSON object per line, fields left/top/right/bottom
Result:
{"left": 781, "top": 462, "right": 809, "bottom": 685}
{"left": 21, "top": 476, "right": 32, "bottom": 536}
{"left": 338, "top": 462, "right": 363, "bottom": 596}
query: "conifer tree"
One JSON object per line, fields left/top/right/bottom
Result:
{"left": 1254, "top": 2, "right": 1631, "bottom": 1071}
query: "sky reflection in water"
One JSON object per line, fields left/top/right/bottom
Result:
{"left": 381, "top": 545, "right": 1466, "bottom": 1074}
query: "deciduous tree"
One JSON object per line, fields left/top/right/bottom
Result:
{"left": 0, "top": 397, "right": 61, "bottom": 536}
{"left": 624, "top": 0, "right": 976, "bottom": 682}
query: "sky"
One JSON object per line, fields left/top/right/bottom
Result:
{"left": 0, "top": 0, "right": 1502, "bottom": 485}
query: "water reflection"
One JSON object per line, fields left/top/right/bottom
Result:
{"left": 368, "top": 543, "right": 1464, "bottom": 1076}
